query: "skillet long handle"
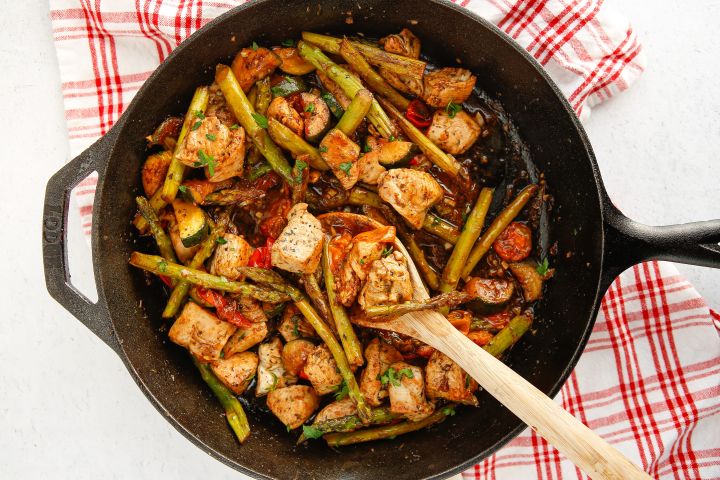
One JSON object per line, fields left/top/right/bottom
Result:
{"left": 409, "top": 313, "right": 650, "bottom": 480}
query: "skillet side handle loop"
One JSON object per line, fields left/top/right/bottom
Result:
{"left": 42, "top": 133, "right": 120, "bottom": 354}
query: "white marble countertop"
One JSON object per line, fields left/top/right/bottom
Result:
{"left": 2, "top": 0, "right": 717, "bottom": 478}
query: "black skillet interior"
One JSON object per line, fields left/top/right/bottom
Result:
{"left": 92, "top": 1, "right": 604, "bottom": 478}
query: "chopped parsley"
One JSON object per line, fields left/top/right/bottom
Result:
{"left": 465, "top": 374, "right": 471, "bottom": 388}
{"left": 291, "top": 317, "right": 301, "bottom": 339}
{"left": 190, "top": 120, "right": 202, "bottom": 131}
{"left": 338, "top": 162, "right": 353, "bottom": 175}
{"left": 193, "top": 110, "right": 205, "bottom": 119}
{"left": 252, "top": 112, "right": 268, "bottom": 129}
{"left": 441, "top": 406, "right": 456, "bottom": 417}
{"left": 445, "top": 101, "right": 462, "bottom": 118}
{"left": 269, "top": 372, "right": 279, "bottom": 391}
{"left": 536, "top": 258, "right": 550, "bottom": 276}
{"left": 158, "top": 260, "right": 168, "bottom": 273}
{"left": 304, "top": 103, "right": 315, "bottom": 113}
{"left": 177, "top": 184, "right": 193, "bottom": 202}
{"left": 388, "top": 135, "right": 396, "bottom": 142}
{"left": 294, "top": 160, "right": 308, "bottom": 184}
{"left": 251, "top": 41, "right": 259, "bottom": 51}
{"left": 302, "top": 425, "right": 324, "bottom": 439}
{"left": 359, "top": 258, "right": 365, "bottom": 265}
{"left": 362, "top": 142, "right": 371, "bottom": 153}
{"left": 378, "top": 367, "right": 414, "bottom": 387}
{"left": 229, "top": 123, "right": 240, "bottom": 130}
{"left": 216, "top": 237, "right": 228, "bottom": 245}
{"left": 381, "top": 246, "right": 393, "bottom": 258}
{"left": 334, "top": 380, "right": 349, "bottom": 401}
{"left": 205, "top": 133, "right": 216, "bottom": 141}
{"left": 281, "top": 39, "right": 295, "bottom": 47}
{"left": 178, "top": 185, "right": 188, "bottom": 193}
{"left": 318, "top": 145, "right": 328, "bottom": 153}
{"left": 193, "top": 149, "right": 217, "bottom": 177}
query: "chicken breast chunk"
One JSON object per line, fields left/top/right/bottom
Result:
{"left": 358, "top": 251, "right": 413, "bottom": 310}
{"left": 168, "top": 302, "right": 237, "bottom": 362}
{"left": 210, "top": 351, "right": 258, "bottom": 395}
{"left": 271, "top": 203, "right": 324, "bottom": 274}
{"left": 315, "top": 397, "right": 357, "bottom": 423}
{"left": 360, "top": 338, "right": 404, "bottom": 406}
{"left": 379, "top": 28, "right": 421, "bottom": 59}
{"left": 175, "top": 115, "right": 246, "bottom": 182}
{"left": 379, "top": 67, "right": 424, "bottom": 98}
{"left": 168, "top": 217, "right": 200, "bottom": 263}
{"left": 266, "top": 385, "right": 320, "bottom": 430}
{"left": 386, "top": 362, "right": 435, "bottom": 421}
{"left": 142, "top": 150, "right": 172, "bottom": 197}
{"left": 209, "top": 233, "right": 253, "bottom": 281}
{"left": 425, "top": 351, "right": 479, "bottom": 406}
{"left": 222, "top": 321, "right": 268, "bottom": 358}
{"left": 377, "top": 169, "right": 443, "bottom": 229}
{"left": 357, "top": 149, "right": 386, "bottom": 185}
{"left": 267, "top": 96, "right": 304, "bottom": 137}
{"left": 426, "top": 110, "right": 481, "bottom": 155}
{"left": 304, "top": 344, "right": 343, "bottom": 395}
{"left": 320, "top": 129, "right": 360, "bottom": 190}
{"left": 422, "top": 67, "right": 476, "bottom": 108}
{"left": 277, "top": 304, "right": 318, "bottom": 342}
{"left": 281, "top": 339, "right": 315, "bottom": 377}
{"left": 256, "top": 337, "right": 296, "bottom": 397}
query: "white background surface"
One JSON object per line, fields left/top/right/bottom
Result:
{"left": 1, "top": 0, "right": 718, "bottom": 478}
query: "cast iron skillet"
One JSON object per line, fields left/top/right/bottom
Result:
{"left": 42, "top": 1, "right": 720, "bottom": 478}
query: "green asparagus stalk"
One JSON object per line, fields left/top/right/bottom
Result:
{"left": 135, "top": 196, "right": 178, "bottom": 263}
{"left": 323, "top": 406, "right": 452, "bottom": 447}
{"left": 376, "top": 96, "right": 460, "bottom": 176}
{"left": 248, "top": 161, "right": 273, "bottom": 181}
{"left": 192, "top": 356, "right": 251, "bottom": 443}
{"left": 129, "top": 252, "right": 291, "bottom": 303}
{"left": 335, "top": 88, "right": 374, "bottom": 137}
{"left": 365, "top": 291, "right": 470, "bottom": 318}
{"left": 348, "top": 187, "right": 384, "bottom": 208}
{"left": 300, "top": 32, "right": 426, "bottom": 79}
{"left": 461, "top": 184, "right": 539, "bottom": 279}
{"left": 297, "top": 41, "right": 395, "bottom": 139}
{"left": 322, "top": 238, "right": 364, "bottom": 368}
{"left": 202, "top": 188, "right": 264, "bottom": 206}
{"left": 423, "top": 213, "right": 460, "bottom": 244}
{"left": 338, "top": 39, "right": 409, "bottom": 110}
{"left": 133, "top": 180, "right": 166, "bottom": 233}
{"left": 161, "top": 86, "right": 210, "bottom": 203}
{"left": 215, "top": 65, "right": 295, "bottom": 185}
{"left": 440, "top": 188, "right": 494, "bottom": 292}
{"left": 255, "top": 76, "right": 272, "bottom": 115}
{"left": 162, "top": 217, "right": 228, "bottom": 318}
{"left": 297, "top": 406, "right": 398, "bottom": 444}
{"left": 483, "top": 315, "right": 532, "bottom": 357}
{"left": 301, "top": 272, "right": 333, "bottom": 326}
{"left": 267, "top": 118, "right": 328, "bottom": 170}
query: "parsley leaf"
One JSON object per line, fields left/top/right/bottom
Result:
{"left": 177, "top": 184, "right": 194, "bottom": 202}
{"left": 362, "top": 142, "right": 371, "bottom": 153}
{"left": 216, "top": 237, "right": 228, "bottom": 245}
{"left": 252, "top": 41, "right": 259, "bottom": 50}
{"left": 178, "top": 185, "right": 188, "bottom": 193}
{"left": 193, "top": 110, "right": 205, "bottom": 119}
{"left": 388, "top": 135, "right": 396, "bottom": 142}
{"left": 441, "top": 406, "right": 456, "bottom": 417}
{"left": 318, "top": 145, "right": 328, "bottom": 153}
{"left": 302, "top": 425, "right": 324, "bottom": 439}
{"left": 304, "top": 103, "right": 315, "bottom": 113}
{"left": 536, "top": 258, "right": 550, "bottom": 276}
{"left": 381, "top": 246, "right": 393, "bottom": 258}
{"left": 195, "top": 149, "right": 217, "bottom": 177}
{"left": 158, "top": 260, "right": 168, "bottom": 273}
{"left": 334, "top": 380, "right": 349, "bottom": 401}
{"left": 281, "top": 39, "right": 295, "bottom": 47}
{"left": 205, "top": 133, "right": 216, "bottom": 141}
{"left": 445, "top": 101, "right": 462, "bottom": 118}
{"left": 270, "top": 372, "right": 279, "bottom": 391}
{"left": 291, "top": 317, "right": 301, "bottom": 339}
{"left": 252, "top": 112, "right": 268, "bottom": 129}
{"left": 338, "top": 162, "right": 353, "bottom": 175}
{"left": 379, "top": 367, "right": 414, "bottom": 387}
{"left": 294, "top": 160, "right": 308, "bottom": 184}
{"left": 229, "top": 123, "right": 240, "bottom": 130}
{"left": 191, "top": 120, "right": 202, "bottom": 131}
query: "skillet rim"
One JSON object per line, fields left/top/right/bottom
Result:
{"left": 91, "top": 0, "right": 607, "bottom": 477}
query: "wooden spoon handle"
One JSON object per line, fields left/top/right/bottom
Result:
{"left": 410, "top": 315, "right": 650, "bottom": 480}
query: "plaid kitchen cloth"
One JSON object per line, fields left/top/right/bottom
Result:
{"left": 49, "top": 1, "right": 720, "bottom": 478}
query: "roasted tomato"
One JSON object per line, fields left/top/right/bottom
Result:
{"left": 404, "top": 99, "right": 432, "bottom": 128}
{"left": 493, "top": 222, "right": 532, "bottom": 262}
{"left": 248, "top": 238, "right": 275, "bottom": 269}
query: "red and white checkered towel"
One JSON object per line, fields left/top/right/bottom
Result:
{"left": 50, "top": 1, "right": 720, "bottom": 478}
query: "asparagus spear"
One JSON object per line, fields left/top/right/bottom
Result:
{"left": 335, "top": 88, "right": 374, "bottom": 137}
{"left": 440, "top": 188, "right": 494, "bottom": 292}
{"left": 162, "top": 217, "right": 228, "bottom": 318}
{"left": 461, "top": 184, "right": 539, "bottom": 279}
{"left": 215, "top": 65, "right": 295, "bottom": 185}
{"left": 266, "top": 118, "right": 328, "bottom": 170}
{"left": 423, "top": 213, "right": 460, "bottom": 244}
{"left": 297, "top": 406, "right": 398, "bottom": 444}
{"left": 364, "top": 291, "right": 471, "bottom": 318}
{"left": 192, "top": 356, "right": 250, "bottom": 443}
{"left": 133, "top": 189, "right": 166, "bottom": 233}
{"left": 323, "top": 406, "right": 452, "bottom": 447}
{"left": 377, "top": 96, "right": 460, "bottom": 176}
{"left": 255, "top": 76, "right": 272, "bottom": 115}
{"left": 322, "top": 238, "right": 364, "bottom": 368}
{"left": 247, "top": 161, "right": 273, "bottom": 181}
{"left": 300, "top": 32, "right": 426, "bottom": 79}
{"left": 135, "top": 196, "right": 178, "bottom": 263}
{"left": 338, "top": 39, "right": 409, "bottom": 110}
{"left": 301, "top": 272, "right": 333, "bottom": 327}
{"left": 240, "top": 266, "right": 372, "bottom": 423}
{"left": 161, "top": 86, "right": 210, "bottom": 203}
{"left": 483, "top": 315, "right": 532, "bottom": 357}
{"left": 297, "top": 41, "right": 395, "bottom": 139}
{"left": 129, "top": 252, "right": 291, "bottom": 303}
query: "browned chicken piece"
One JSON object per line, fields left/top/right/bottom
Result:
{"left": 378, "top": 67, "right": 424, "bottom": 98}
{"left": 320, "top": 129, "right": 360, "bottom": 190}
{"left": 168, "top": 302, "right": 236, "bottom": 362}
{"left": 360, "top": 338, "right": 404, "bottom": 406}
{"left": 209, "top": 233, "right": 253, "bottom": 281}
{"left": 425, "top": 350, "right": 479, "bottom": 406}
{"left": 386, "top": 362, "right": 435, "bottom": 421}
{"left": 335, "top": 226, "right": 397, "bottom": 307}
{"left": 277, "top": 304, "right": 318, "bottom": 342}
{"left": 266, "top": 385, "right": 320, "bottom": 430}
{"left": 256, "top": 337, "right": 296, "bottom": 397}
{"left": 205, "top": 83, "right": 237, "bottom": 127}
{"left": 222, "top": 321, "right": 268, "bottom": 358}
{"left": 358, "top": 251, "right": 413, "bottom": 310}
{"left": 304, "top": 344, "right": 343, "bottom": 395}
{"left": 236, "top": 295, "right": 267, "bottom": 323}
{"left": 267, "top": 96, "right": 304, "bottom": 137}
{"left": 231, "top": 47, "right": 282, "bottom": 92}
{"left": 422, "top": 67, "right": 476, "bottom": 108}
{"left": 316, "top": 69, "right": 351, "bottom": 109}
{"left": 377, "top": 168, "right": 443, "bottom": 229}
{"left": 426, "top": 110, "right": 482, "bottom": 155}
{"left": 141, "top": 150, "right": 172, "bottom": 197}
{"left": 281, "top": 339, "right": 315, "bottom": 377}
{"left": 271, "top": 203, "right": 324, "bottom": 274}
{"left": 210, "top": 351, "right": 259, "bottom": 395}
{"left": 168, "top": 217, "right": 200, "bottom": 263}
{"left": 174, "top": 115, "right": 246, "bottom": 182}
{"left": 357, "top": 149, "right": 387, "bottom": 185}
{"left": 315, "top": 397, "right": 357, "bottom": 423}
{"left": 379, "top": 28, "right": 421, "bottom": 59}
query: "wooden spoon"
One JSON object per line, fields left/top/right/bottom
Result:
{"left": 354, "top": 238, "right": 650, "bottom": 480}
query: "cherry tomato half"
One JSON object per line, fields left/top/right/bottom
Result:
{"left": 493, "top": 222, "right": 532, "bottom": 262}
{"left": 404, "top": 99, "right": 432, "bottom": 128}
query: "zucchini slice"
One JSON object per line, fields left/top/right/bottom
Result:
{"left": 301, "top": 93, "right": 332, "bottom": 143}
{"left": 321, "top": 91, "right": 345, "bottom": 120}
{"left": 508, "top": 262, "right": 543, "bottom": 302}
{"left": 172, "top": 198, "right": 208, "bottom": 248}
{"left": 270, "top": 75, "right": 307, "bottom": 97}
{"left": 377, "top": 141, "right": 418, "bottom": 166}
{"left": 463, "top": 277, "right": 514, "bottom": 313}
